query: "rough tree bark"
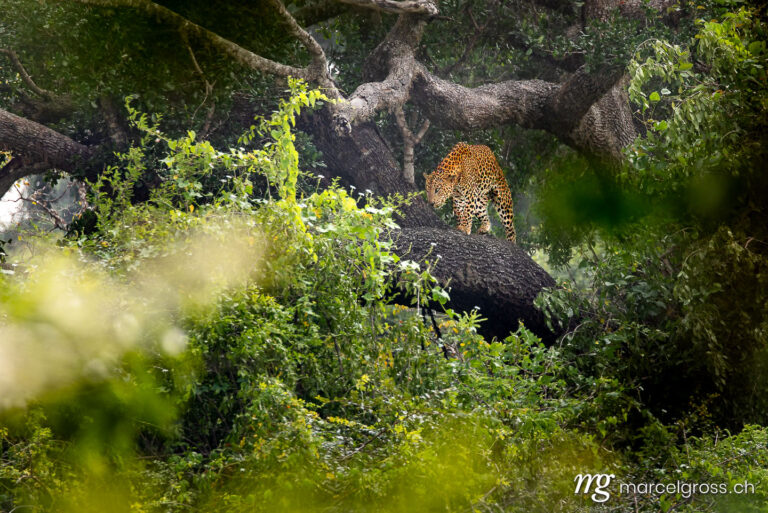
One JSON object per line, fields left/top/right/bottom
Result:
{"left": 409, "top": 64, "right": 634, "bottom": 161}
{"left": 0, "top": 107, "right": 95, "bottom": 194}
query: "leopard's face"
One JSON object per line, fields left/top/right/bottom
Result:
{"left": 424, "top": 142, "right": 470, "bottom": 207}
{"left": 424, "top": 171, "right": 455, "bottom": 207}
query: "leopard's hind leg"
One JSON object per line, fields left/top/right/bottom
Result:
{"left": 490, "top": 185, "right": 516, "bottom": 242}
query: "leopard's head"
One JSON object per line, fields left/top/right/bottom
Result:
{"left": 424, "top": 142, "right": 469, "bottom": 207}
{"left": 424, "top": 171, "right": 455, "bottom": 208}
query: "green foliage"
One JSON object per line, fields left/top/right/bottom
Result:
{"left": 536, "top": 8, "right": 768, "bottom": 439}
{"left": 627, "top": 8, "right": 768, "bottom": 204}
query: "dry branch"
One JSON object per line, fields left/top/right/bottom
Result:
{"left": 0, "top": 48, "right": 55, "bottom": 100}
{"left": 13, "top": 183, "right": 69, "bottom": 231}
{"left": 184, "top": 41, "right": 216, "bottom": 137}
{"left": 338, "top": 0, "right": 437, "bottom": 15}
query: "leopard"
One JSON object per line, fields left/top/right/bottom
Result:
{"left": 424, "top": 142, "right": 516, "bottom": 242}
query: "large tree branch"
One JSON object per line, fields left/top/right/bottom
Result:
{"left": 333, "top": 51, "right": 415, "bottom": 134}
{"left": 269, "top": 0, "right": 329, "bottom": 75}
{"left": 542, "top": 66, "right": 625, "bottom": 135}
{"left": 300, "top": 109, "right": 557, "bottom": 341}
{"left": 409, "top": 62, "right": 633, "bottom": 159}
{"left": 332, "top": 12, "right": 429, "bottom": 134}
{"left": 0, "top": 107, "right": 95, "bottom": 197}
{"left": 315, "top": 1, "right": 633, "bottom": 159}
{"left": 410, "top": 62, "right": 556, "bottom": 130}
{"left": 328, "top": 0, "right": 643, "bottom": 160}
{"left": 0, "top": 108, "right": 93, "bottom": 167}
{"left": 64, "top": 0, "right": 633, "bottom": 159}
{"left": 67, "top": 0, "right": 338, "bottom": 94}
{"left": 393, "top": 228, "right": 555, "bottom": 340}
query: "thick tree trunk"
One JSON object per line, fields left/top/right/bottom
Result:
{"left": 300, "top": 108, "right": 558, "bottom": 342}
{"left": 0, "top": 100, "right": 558, "bottom": 342}
{"left": 300, "top": 110, "right": 444, "bottom": 228}
{"left": 393, "top": 228, "right": 556, "bottom": 341}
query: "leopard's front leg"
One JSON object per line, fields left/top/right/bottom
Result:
{"left": 453, "top": 198, "right": 472, "bottom": 235}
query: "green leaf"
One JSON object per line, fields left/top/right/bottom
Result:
{"left": 649, "top": 91, "right": 661, "bottom": 102}
{"left": 748, "top": 41, "right": 764, "bottom": 55}
{"left": 432, "top": 287, "right": 450, "bottom": 305}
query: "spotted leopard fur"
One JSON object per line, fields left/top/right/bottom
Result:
{"left": 424, "top": 142, "right": 516, "bottom": 242}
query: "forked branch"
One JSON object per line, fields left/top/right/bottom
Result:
{"left": 394, "top": 105, "right": 429, "bottom": 184}
{"left": 67, "top": 0, "right": 338, "bottom": 94}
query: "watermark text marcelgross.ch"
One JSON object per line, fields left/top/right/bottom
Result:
{"left": 574, "top": 473, "right": 756, "bottom": 503}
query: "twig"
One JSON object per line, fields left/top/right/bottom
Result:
{"left": 184, "top": 40, "right": 216, "bottom": 137}
{"left": 340, "top": 426, "right": 388, "bottom": 460}
{"left": 13, "top": 182, "right": 68, "bottom": 230}
{"left": 0, "top": 48, "right": 54, "bottom": 100}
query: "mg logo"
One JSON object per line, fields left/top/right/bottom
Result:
{"left": 574, "top": 473, "right": 615, "bottom": 503}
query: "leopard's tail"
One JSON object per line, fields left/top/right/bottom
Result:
{"left": 491, "top": 184, "right": 516, "bottom": 243}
